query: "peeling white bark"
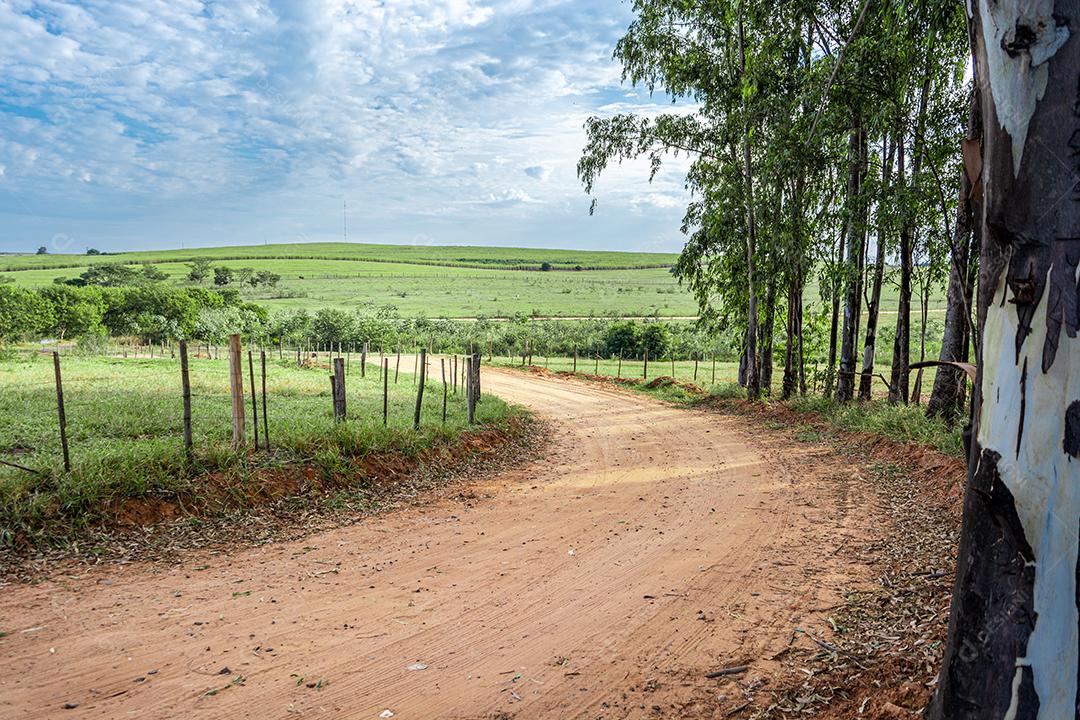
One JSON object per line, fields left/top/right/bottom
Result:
{"left": 979, "top": 271, "right": 1080, "bottom": 718}
{"left": 978, "top": 0, "right": 1069, "bottom": 175}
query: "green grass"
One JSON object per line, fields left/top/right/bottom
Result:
{"left": 508, "top": 354, "right": 962, "bottom": 458}
{"left": 0, "top": 242, "right": 677, "bottom": 271}
{"left": 0, "top": 352, "right": 525, "bottom": 547}
{"left": 0, "top": 241, "right": 949, "bottom": 320}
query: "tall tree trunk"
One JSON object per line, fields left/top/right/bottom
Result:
{"left": 928, "top": 91, "right": 982, "bottom": 421}
{"left": 826, "top": 227, "right": 845, "bottom": 397}
{"left": 738, "top": 15, "right": 759, "bottom": 402}
{"left": 837, "top": 125, "right": 868, "bottom": 401}
{"left": 927, "top": 3, "right": 1080, "bottom": 717}
{"left": 889, "top": 50, "right": 933, "bottom": 404}
{"left": 760, "top": 276, "right": 776, "bottom": 394}
{"left": 782, "top": 272, "right": 799, "bottom": 400}
{"left": 911, "top": 270, "right": 931, "bottom": 403}
{"left": 860, "top": 137, "right": 896, "bottom": 400}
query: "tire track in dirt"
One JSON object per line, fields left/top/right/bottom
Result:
{"left": 0, "top": 367, "right": 875, "bottom": 719}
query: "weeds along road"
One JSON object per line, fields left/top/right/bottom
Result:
{"left": 0, "top": 368, "right": 871, "bottom": 719}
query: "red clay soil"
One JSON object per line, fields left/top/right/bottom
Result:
{"left": 0, "top": 368, "right": 940, "bottom": 719}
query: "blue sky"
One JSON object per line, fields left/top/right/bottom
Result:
{"left": 0, "top": 0, "right": 693, "bottom": 255}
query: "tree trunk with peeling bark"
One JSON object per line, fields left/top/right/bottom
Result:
{"left": 927, "top": 2, "right": 1080, "bottom": 716}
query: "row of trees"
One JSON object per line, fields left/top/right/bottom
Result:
{"left": 0, "top": 282, "right": 746, "bottom": 364}
{"left": 584, "top": 0, "right": 1080, "bottom": 713}
{"left": 580, "top": 0, "right": 971, "bottom": 419}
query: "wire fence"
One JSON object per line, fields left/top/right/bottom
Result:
{"left": 0, "top": 336, "right": 487, "bottom": 478}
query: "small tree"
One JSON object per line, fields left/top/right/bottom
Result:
{"left": 36, "top": 246, "right": 48, "bottom": 255}
{"left": 187, "top": 258, "right": 212, "bottom": 284}
{"left": 213, "top": 267, "right": 233, "bottom": 286}
{"left": 140, "top": 263, "right": 168, "bottom": 282}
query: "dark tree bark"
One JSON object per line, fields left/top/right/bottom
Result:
{"left": 859, "top": 137, "right": 896, "bottom": 400}
{"left": 928, "top": 92, "right": 982, "bottom": 421}
{"left": 760, "top": 275, "right": 776, "bottom": 394}
{"left": 927, "top": 3, "right": 1080, "bottom": 717}
{"left": 825, "top": 227, "right": 845, "bottom": 397}
{"left": 890, "top": 50, "right": 932, "bottom": 404}
{"left": 838, "top": 126, "right": 868, "bottom": 401}
{"left": 738, "top": 11, "right": 759, "bottom": 401}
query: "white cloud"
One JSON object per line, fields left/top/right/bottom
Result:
{"left": 0, "top": 0, "right": 691, "bottom": 251}
{"left": 524, "top": 164, "right": 552, "bottom": 181}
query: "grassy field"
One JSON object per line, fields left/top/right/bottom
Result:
{"left": 0, "top": 351, "right": 522, "bottom": 546}
{"left": 0, "top": 242, "right": 678, "bottom": 272}
{"left": 4, "top": 259, "right": 694, "bottom": 318}
{"left": 0, "top": 241, "right": 948, "bottom": 320}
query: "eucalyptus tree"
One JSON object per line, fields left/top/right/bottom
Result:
{"left": 927, "top": 0, "right": 1080, "bottom": 715}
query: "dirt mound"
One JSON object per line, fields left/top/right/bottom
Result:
{"left": 103, "top": 422, "right": 528, "bottom": 532}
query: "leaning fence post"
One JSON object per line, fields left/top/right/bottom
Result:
{"left": 413, "top": 348, "right": 427, "bottom": 430}
{"left": 248, "top": 350, "right": 260, "bottom": 450}
{"left": 383, "top": 358, "right": 389, "bottom": 426}
{"left": 395, "top": 350, "right": 401, "bottom": 384}
{"left": 441, "top": 358, "right": 448, "bottom": 423}
{"left": 260, "top": 350, "right": 270, "bottom": 450}
{"left": 52, "top": 351, "right": 71, "bottom": 472}
{"left": 228, "top": 334, "right": 245, "bottom": 448}
{"left": 180, "top": 341, "right": 193, "bottom": 459}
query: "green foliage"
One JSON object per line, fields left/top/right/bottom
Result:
{"left": 36, "top": 285, "right": 106, "bottom": 340}
{"left": 640, "top": 323, "right": 670, "bottom": 359}
{"left": 213, "top": 266, "right": 233, "bottom": 286}
{"left": 604, "top": 321, "right": 640, "bottom": 357}
{"left": 0, "top": 286, "right": 54, "bottom": 341}
{"left": 187, "top": 257, "right": 212, "bottom": 283}
{"left": 67, "top": 263, "right": 141, "bottom": 287}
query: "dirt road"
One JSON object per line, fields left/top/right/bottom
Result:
{"left": 0, "top": 368, "right": 872, "bottom": 719}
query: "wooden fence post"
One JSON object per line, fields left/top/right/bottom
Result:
{"left": 361, "top": 342, "right": 367, "bottom": 378}
{"left": 671, "top": 356, "right": 675, "bottom": 378}
{"left": 331, "top": 357, "right": 347, "bottom": 422}
{"left": 618, "top": 354, "right": 622, "bottom": 378}
{"left": 383, "top": 358, "right": 389, "bottom": 426}
{"left": 474, "top": 353, "right": 481, "bottom": 400}
{"left": 413, "top": 351, "right": 418, "bottom": 386}
{"left": 180, "top": 341, "right": 193, "bottom": 459}
{"left": 441, "top": 358, "right": 447, "bottom": 423}
{"left": 395, "top": 350, "right": 401, "bottom": 384}
{"left": 248, "top": 350, "right": 260, "bottom": 450}
{"left": 260, "top": 350, "right": 270, "bottom": 450}
{"left": 573, "top": 349, "right": 577, "bottom": 373}
{"left": 52, "top": 351, "right": 71, "bottom": 472}
{"left": 694, "top": 357, "right": 699, "bottom": 382}
{"left": 643, "top": 349, "right": 649, "bottom": 379}
{"left": 712, "top": 355, "right": 716, "bottom": 385}
{"left": 413, "top": 349, "right": 427, "bottom": 430}
{"left": 453, "top": 355, "right": 458, "bottom": 394}
{"left": 467, "top": 354, "right": 476, "bottom": 425}
{"left": 228, "top": 334, "right": 245, "bottom": 448}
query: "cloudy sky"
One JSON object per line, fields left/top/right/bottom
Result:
{"left": 0, "top": 0, "right": 693, "bottom": 255}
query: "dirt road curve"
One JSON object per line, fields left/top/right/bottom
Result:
{"left": 0, "top": 368, "right": 870, "bottom": 719}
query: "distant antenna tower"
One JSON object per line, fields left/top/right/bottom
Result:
{"left": 343, "top": 199, "right": 348, "bottom": 243}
